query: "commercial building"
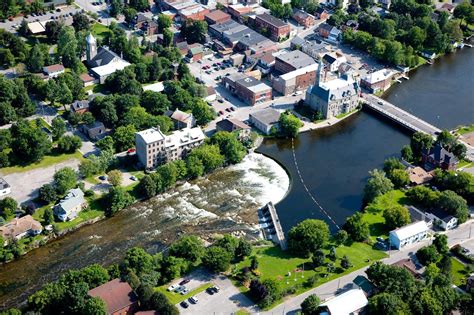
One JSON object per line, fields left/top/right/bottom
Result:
{"left": 0, "top": 178, "right": 11, "bottom": 196}
{"left": 222, "top": 73, "right": 272, "bottom": 105}
{"left": 319, "top": 288, "right": 368, "bottom": 315}
{"left": 53, "top": 188, "right": 88, "bottom": 222}
{"left": 255, "top": 13, "right": 290, "bottom": 41}
{"left": 306, "top": 61, "right": 360, "bottom": 119}
{"left": 135, "top": 127, "right": 205, "bottom": 169}
{"left": 88, "top": 279, "right": 139, "bottom": 315}
{"left": 0, "top": 215, "right": 42, "bottom": 244}
{"left": 360, "top": 69, "right": 395, "bottom": 93}
{"left": 249, "top": 108, "right": 281, "bottom": 135}
{"left": 322, "top": 52, "right": 347, "bottom": 72}
{"left": 292, "top": 9, "right": 315, "bottom": 28}
{"left": 205, "top": 9, "right": 231, "bottom": 25}
{"left": 160, "top": 0, "right": 210, "bottom": 21}
{"left": 389, "top": 221, "right": 429, "bottom": 249}
{"left": 274, "top": 50, "right": 316, "bottom": 73}
{"left": 272, "top": 50, "right": 318, "bottom": 95}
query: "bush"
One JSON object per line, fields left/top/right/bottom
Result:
{"left": 57, "top": 135, "right": 82, "bottom": 153}
{"left": 417, "top": 245, "right": 440, "bottom": 266}
{"left": 202, "top": 246, "right": 232, "bottom": 272}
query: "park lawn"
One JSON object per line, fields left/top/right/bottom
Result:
{"left": 53, "top": 208, "right": 104, "bottom": 231}
{"left": 92, "top": 23, "right": 111, "bottom": 38}
{"left": 0, "top": 151, "right": 84, "bottom": 175}
{"left": 362, "top": 190, "right": 407, "bottom": 241}
{"left": 456, "top": 124, "right": 474, "bottom": 135}
{"left": 156, "top": 283, "right": 212, "bottom": 305}
{"left": 234, "top": 244, "right": 386, "bottom": 310}
{"left": 451, "top": 257, "right": 468, "bottom": 287}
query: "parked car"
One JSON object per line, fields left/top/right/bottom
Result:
{"left": 130, "top": 176, "right": 137, "bottom": 181}
{"left": 376, "top": 237, "right": 385, "bottom": 243}
{"left": 174, "top": 285, "right": 185, "bottom": 293}
{"left": 218, "top": 99, "right": 224, "bottom": 103}
{"left": 180, "top": 301, "right": 189, "bottom": 308}
{"left": 230, "top": 107, "right": 235, "bottom": 112}
{"left": 206, "top": 287, "right": 215, "bottom": 295}
{"left": 189, "top": 296, "right": 198, "bottom": 304}
{"left": 99, "top": 175, "right": 107, "bottom": 181}
{"left": 225, "top": 108, "right": 231, "bottom": 112}
{"left": 211, "top": 285, "right": 220, "bottom": 293}
{"left": 179, "top": 279, "right": 190, "bottom": 285}
{"left": 219, "top": 110, "right": 224, "bottom": 116}
{"left": 180, "top": 287, "right": 190, "bottom": 295}
{"left": 167, "top": 284, "right": 178, "bottom": 291}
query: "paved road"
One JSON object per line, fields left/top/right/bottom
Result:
{"left": 264, "top": 220, "right": 474, "bottom": 314}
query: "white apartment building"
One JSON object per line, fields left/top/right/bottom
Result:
{"left": 135, "top": 127, "right": 205, "bottom": 169}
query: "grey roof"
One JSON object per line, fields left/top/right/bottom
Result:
{"left": 56, "top": 188, "right": 85, "bottom": 213}
{"left": 88, "top": 47, "right": 121, "bottom": 68}
{"left": 251, "top": 108, "right": 281, "bottom": 125}
{"left": 430, "top": 208, "right": 456, "bottom": 223}
{"left": 0, "top": 177, "right": 10, "bottom": 190}
{"left": 308, "top": 75, "right": 358, "bottom": 102}
{"left": 210, "top": 20, "right": 245, "bottom": 37}
{"left": 238, "top": 30, "right": 272, "bottom": 48}
{"left": 319, "top": 23, "right": 333, "bottom": 32}
{"left": 216, "top": 118, "right": 250, "bottom": 132}
{"left": 276, "top": 50, "right": 315, "bottom": 69}
{"left": 323, "top": 53, "right": 337, "bottom": 64}
{"left": 423, "top": 144, "right": 459, "bottom": 165}
{"left": 71, "top": 100, "right": 90, "bottom": 111}
{"left": 83, "top": 121, "right": 106, "bottom": 138}
{"left": 257, "top": 13, "right": 287, "bottom": 28}
{"left": 315, "top": 7, "right": 328, "bottom": 14}
{"left": 291, "top": 36, "right": 305, "bottom": 47}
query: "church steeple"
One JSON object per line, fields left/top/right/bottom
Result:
{"left": 86, "top": 33, "right": 97, "bottom": 62}
{"left": 316, "top": 57, "right": 323, "bottom": 86}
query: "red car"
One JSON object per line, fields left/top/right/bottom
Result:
{"left": 179, "top": 279, "right": 190, "bottom": 285}
{"left": 219, "top": 110, "right": 224, "bottom": 115}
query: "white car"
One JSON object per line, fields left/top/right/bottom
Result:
{"left": 180, "top": 287, "right": 190, "bottom": 295}
{"left": 167, "top": 284, "right": 178, "bottom": 292}
{"left": 174, "top": 285, "right": 185, "bottom": 293}
{"left": 189, "top": 296, "right": 198, "bottom": 304}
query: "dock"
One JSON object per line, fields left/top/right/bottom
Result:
{"left": 258, "top": 202, "right": 287, "bottom": 250}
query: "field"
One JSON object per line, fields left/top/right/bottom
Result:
{"left": 451, "top": 257, "right": 469, "bottom": 287}
{"left": 91, "top": 23, "right": 111, "bottom": 39}
{"left": 156, "top": 283, "right": 213, "bottom": 305}
{"left": 0, "top": 151, "right": 84, "bottom": 175}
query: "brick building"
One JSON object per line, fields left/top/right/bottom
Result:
{"left": 272, "top": 50, "right": 318, "bottom": 95}
{"left": 292, "top": 9, "right": 315, "bottom": 28}
{"left": 360, "top": 69, "right": 395, "bottom": 93}
{"left": 205, "top": 9, "right": 231, "bottom": 25}
{"left": 255, "top": 13, "right": 290, "bottom": 41}
{"left": 222, "top": 73, "right": 272, "bottom": 105}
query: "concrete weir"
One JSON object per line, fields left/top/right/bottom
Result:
{"left": 258, "top": 202, "right": 287, "bottom": 250}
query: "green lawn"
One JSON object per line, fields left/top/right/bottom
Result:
{"left": 362, "top": 190, "right": 407, "bottom": 241}
{"left": 91, "top": 23, "right": 111, "bottom": 38}
{"left": 336, "top": 108, "right": 359, "bottom": 119}
{"left": 0, "top": 151, "right": 84, "bottom": 175}
{"left": 156, "top": 283, "right": 213, "bottom": 305}
{"left": 234, "top": 244, "right": 386, "bottom": 310}
{"left": 457, "top": 160, "right": 473, "bottom": 169}
{"left": 451, "top": 257, "right": 469, "bottom": 287}
{"left": 53, "top": 208, "right": 104, "bottom": 231}
{"left": 455, "top": 124, "right": 474, "bottom": 135}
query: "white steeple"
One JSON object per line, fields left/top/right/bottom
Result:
{"left": 86, "top": 33, "right": 97, "bottom": 62}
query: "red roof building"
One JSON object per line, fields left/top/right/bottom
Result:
{"left": 88, "top": 279, "right": 139, "bottom": 315}
{"left": 205, "top": 9, "right": 231, "bottom": 25}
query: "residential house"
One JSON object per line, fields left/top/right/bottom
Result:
{"left": 205, "top": 10, "right": 231, "bottom": 25}
{"left": 377, "top": 0, "right": 391, "bottom": 9}
{"left": 170, "top": 109, "right": 195, "bottom": 130}
{"left": 176, "top": 41, "right": 189, "bottom": 55}
{"left": 135, "top": 127, "right": 205, "bottom": 169}
{"left": 70, "top": 100, "right": 90, "bottom": 114}
{"left": 352, "top": 275, "right": 375, "bottom": 296}
{"left": 132, "top": 13, "right": 149, "bottom": 29}
{"left": 256, "top": 52, "right": 276, "bottom": 74}
{"left": 255, "top": 13, "right": 290, "bottom": 41}
{"left": 86, "top": 33, "right": 131, "bottom": 84}
{"left": 343, "top": 19, "right": 359, "bottom": 31}
{"left": 317, "top": 23, "right": 333, "bottom": 38}
{"left": 298, "top": 39, "right": 330, "bottom": 60}
{"left": 186, "top": 43, "right": 204, "bottom": 62}
{"left": 421, "top": 144, "right": 458, "bottom": 171}
{"left": 222, "top": 73, "right": 272, "bottom": 105}
{"left": 439, "top": 3, "right": 455, "bottom": 14}
{"left": 0, "top": 215, "right": 42, "bottom": 244}
{"left": 407, "top": 206, "right": 433, "bottom": 227}
{"left": 0, "top": 178, "right": 11, "bottom": 196}
{"left": 79, "top": 73, "right": 96, "bottom": 87}
{"left": 293, "top": 9, "right": 315, "bottom": 28}
{"left": 306, "top": 61, "right": 360, "bottom": 119}
{"left": 42, "top": 64, "right": 65, "bottom": 78}
{"left": 205, "top": 86, "right": 217, "bottom": 102}
{"left": 427, "top": 208, "right": 458, "bottom": 230}
{"left": 319, "top": 289, "right": 368, "bottom": 315}
{"left": 327, "top": 27, "right": 342, "bottom": 43}
{"left": 407, "top": 166, "right": 433, "bottom": 185}
{"left": 466, "top": 275, "right": 474, "bottom": 292}
{"left": 249, "top": 108, "right": 281, "bottom": 135}
{"left": 82, "top": 121, "right": 106, "bottom": 141}
{"left": 142, "top": 20, "right": 158, "bottom": 36}
{"left": 392, "top": 258, "right": 421, "bottom": 278}
{"left": 216, "top": 118, "right": 251, "bottom": 140}
{"left": 360, "top": 69, "right": 395, "bottom": 93}
{"left": 322, "top": 52, "right": 347, "bottom": 72}
{"left": 53, "top": 188, "right": 87, "bottom": 222}
{"left": 88, "top": 279, "right": 139, "bottom": 315}
{"left": 389, "top": 221, "right": 429, "bottom": 249}
{"left": 314, "top": 7, "right": 329, "bottom": 20}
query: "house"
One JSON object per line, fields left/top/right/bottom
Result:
{"left": 79, "top": 73, "right": 96, "bottom": 87}
{"left": 389, "top": 221, "right": 429, "bottom": 249}
{"left": 186, "top": 43, "right": 204, "bottom": 62}
{"left": 306, "top": 61, "right": 360, "bottom": 119}
{"left": 322, "top": 52, "right": 347, "bottom": 72}
{"left": 70, "top": 100, "right": 90, "bottom": 114}
{"left": 421, "top": 51, "right": 436, "bottom": 60}
{"left": 170, "top": 109, "right": 195, "bottom": 130}
{"left": 53, "top": 188, "right": 87, "bottom": 222}
{"left": 86, "top": 33, "right": 131, "bottom": 84}
{"left": 0, "top": 177, "right": 11, "bottom": 196}
{"left": 298, "top": 39, "right": 330, "bottom": 60}
{"left": 319, "top": 288, "right": 368, "bottom": 315}
{"left": 205, "top": 86, "right": 217, "bottom": 102}
{"left": 314, "top": 7, "right": 329, "bottom": 20}
{"left": 176, "top": 41, "right": 189, "bottom": 55}
{"left": 422, "top": 144, "right": 458, "bottom": 171}
{"left": 407, "top": 205, "right": 433, "bottom": 226}
{"left": 255, "top": 13, "right": 291, "bottom": 41}
{"left": 293, "top": 9, "right": 315, "bottom": 28}
{"left": 42, "top": 64, "right": 65, "bottom": 78}
{"left": 82, "top": 121, "right": 106, "bottom": 141}
{"left": 88, "top": 279, "right": 139, "bottom": 315}
{"left": 327, "top": 27, "right": 342, "bottom": 43}
{"left": 216, "top": 118, "right": 251, "bottom": 140}
{"left": 222, "top": 73, "right": 272, "bottom": 106}
{"left": 27, "top": 21, "right": 46, "bottom": 34}
{"left": 0, "top": 215, "right": 42, "bottom": 244}
{"left": 249, "top": 108, "right": 281, "bottom": 135}
{"left": 142, "top": 20, "right": 158, "bottom": 36}
{"left": 132, "top": 13, "right": 149, "bottom": 29}
{"left": 257, "top": 52, "right": 276, "bottom": 74}
{"left": 344, "top": 19, "right": 359, "bottom": 31}
{"left": 136, "top": 127, "right": 205, "bottom": 169}
{"left": 205, "top": 10, "right": 231, "bottom": 25}
{"left": 377, "top": 0, "right": 391, "bottom": 9}
{"left": 317, "top": 23, "right": 333, "bottom": 38}
{"left": 427, "top": 208, "right": 458, "bottom": 230}
{"left": 360, "top": 69, "right": 395, "bottom": 93}
{"left": 439, "top": 3, "right": 455, "bottom": 14}
{"left": 407, "top": 166, "right": 433, "bottom": 185}
{"left": 352, "top": 275, "right": 375, "bottom": 296}
{"left": 392, "top": 258, "right": 421, "bottom": 278}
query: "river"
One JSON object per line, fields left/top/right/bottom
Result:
{"left": 0, "top": 153, "right": 289, "bottom": 308}
{"left": 257, "top": 46, "right": 474, "bottom": 233}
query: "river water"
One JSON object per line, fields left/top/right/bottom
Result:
{"left": 257, "top": 46, "right": 474, "bottom": 233}
{"left": 0, "top": 153, "right": 289, "bottom": 308}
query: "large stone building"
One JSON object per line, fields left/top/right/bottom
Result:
{"left": 272, "top": 50, "right": 318, "bottom": 95}
{"left": 135, "top": 127, "right": 205, "bottom": 169}
{"left": 305, "top": 60, "right": 360, "bottom": 118}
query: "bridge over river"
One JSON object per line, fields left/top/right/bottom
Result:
{"left": 362, "top": 94, "right": 474, "bottom": 162}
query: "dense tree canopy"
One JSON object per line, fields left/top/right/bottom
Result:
{"left": 288, "top": 219, "right": 330, "bottom": 257}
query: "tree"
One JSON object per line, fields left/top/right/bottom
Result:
{"left": 383, "top": 205, "right": 411, "bottom": 230}
{"left": 45, "top": 20, "right": 63, "bottom": 42}
{"left": 113, "top": 125, "right": 137, "bottom": 152}
{"left": 250, "top": 256, "right": 259, "bottom": 271}
{"left": 433, "top": 234, "right": 448, "bottom": 255}
{"left": 453, "top": 1, "right": 473, "bottom": 25}
{"left": 123, "top": 7, "right": 138, "bottom": 24}
{"left": 157, "top": 14, "right": 172, "bottom": 32}
{"left": 72, "top": 13, "right": 90, "bottom": 32}
{"left": 383, "top": 157, "right": 404, "bottom": 174}
{"left": 104, "top": 187, "right": 134, "bottom": 216}
{"left": 57, "top": 135, "right": 82, "bottom": 153}
{"left": 181, "top": 20, "right": 208, "bottom": 44}
{"left": 188, "top": 144, "right": 224, "bottom": 173}
{"left": 138, "top": 175, "right": 157, "bottom": 199}
{"left": 140, "top": 91, "right": 171, "bottom": 115}
{"left": 209, "top": 131, "right": 246, "bottom": 164}
{"left": 288, "top": 219, "right": 330, "bottom": 257}
{"left": 202, "top": 246, "right": 232, "bottom": 272}
{"left": 10, "top": 120, "right": 51, "bottom": 163}
{"left": 0, "top": 197, "right": 17, "bottom": 219}
{"left": 387, "top": 169, "right": 409, "bottom": 188}
{"left": 334, "top": 230, "right": 348, "bottom": 246}
{"left": 109, "top": 0, "right": 123, "bottom": 17}
{"left": 129, "top": 0, "right": 149, "bottom": 11}
{"left": 43, "top": 207, "right": 54, "bottom": 225}
{"left": 417, "top": 245, "right": 440, "bottom": 266}
{"left": 186, "top": 155, "right": 204, "bottom": 179}
{"left": 340, "top": 255, "right": 351, "bottom": 269}
{"left": 163, "top": 28, "right": 173, "bottom": 47}
{"left": 279, "top": 112, "right": 303, "bottom": 138}
{"left": 57, "top": 26, "right": 79, "bottom": 68}
{"left": 96, "top": 136, "right": 115, "bottom": 153}
{"left": 301, "top": 294, "right": 320, "bottom": 315}
{"left": 0, "top": 102, "right": 16, "bottom": 125}
{"left": 366, "top": 261, "right": 417, "bottom": 301}
{"left": 82, "top": 112, "right": 95, "bottom": 125}
{"left": 363, "top": 169, "right": 394, "bottom": 203}
{"left": 312, "top": 250, "right": 325, "bottom": 267}
{"left": 39, "top": 184, "right": 58, "bottom": 203}
{"left": 235, "top": 239, "right": 252, "bottom": 261}
{"left": 82, "top": 297, "right": 107, "bottom": 315}
{"left": 344, "top": 212, "right": 370, "bottom": 242}
{"left": 407, "top": 26, "right": 426, "bottom": 51}
{"left": 438, "top": 190, "right": 469, "bottom": 223}
{"left": 105, "top": 170, "right": 121, "bottom": 187}
{"left": 368, "top": 293, "right": 410, "bottom": 315}
{"left": 26, "top": 44, "right": 45, "bottom": 72}
{"left": 168, "top": 235, "right": 205, "bottom": 263}
{"left": 191, "top": 99, "right": 215, "bottom": 125}
{"left": 54, "top": 167, "right": 77, "bottom": 195}
{"left": 51, "top": 117, "right": 67, "bottom": 140}
{"left": 410, "top": 132, "right": 433, "bottom": 159}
